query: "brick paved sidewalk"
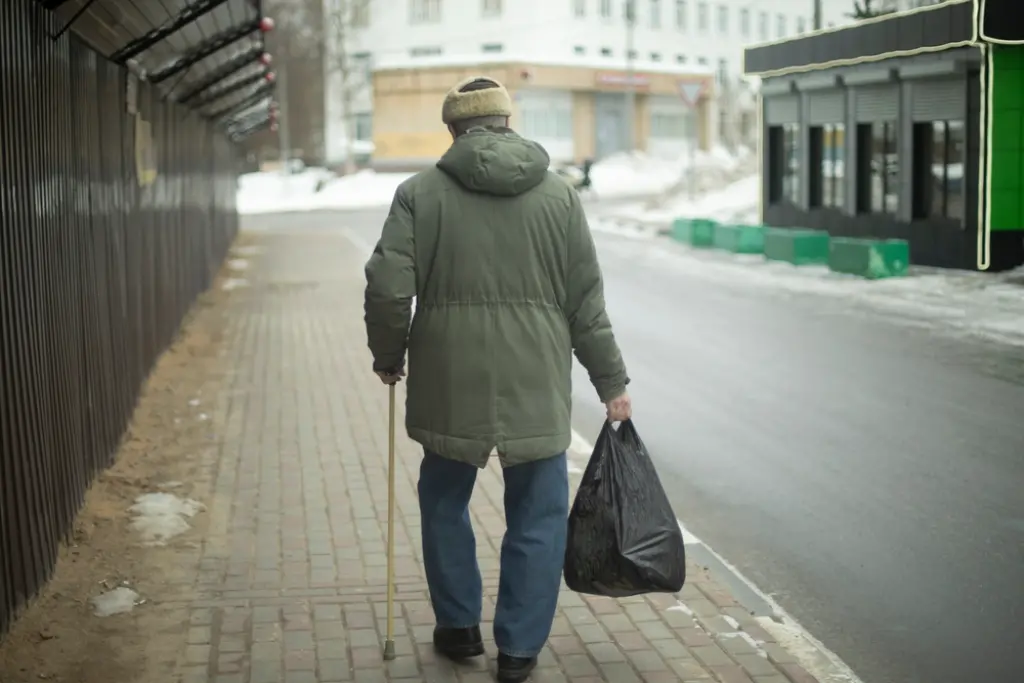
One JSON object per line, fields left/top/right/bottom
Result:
{"left": 180, "top": 222, "right": 821, "bottom": 683}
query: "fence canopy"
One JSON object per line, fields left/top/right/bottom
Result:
{"left": 37, "top": 0, "right": 277, "bottom": 136}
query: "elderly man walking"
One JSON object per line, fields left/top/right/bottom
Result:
{"left": 364, "top": 75, "right": 631, "bottom": 683}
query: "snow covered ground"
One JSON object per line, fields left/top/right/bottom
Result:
{"left": 235, "top": 147, "right": 744, "bottom": 215}
{"left": 584, "top": 146, "right": 750, "bottom": 199}
{"left": 236, "top": 168, "right": 413, "bottom": 214}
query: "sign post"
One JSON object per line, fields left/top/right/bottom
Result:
{"left": 677, "top": 79, "right": 707, "bottom": 201}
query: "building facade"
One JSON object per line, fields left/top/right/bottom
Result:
{"left": 744, "top": 0, "right": 1024, "bottom": 272}
{"left": 324, "top": 0, "right": 854, "bottom": 166}
{"left": 371, "top": 57, "right": 715, "bottom": 168}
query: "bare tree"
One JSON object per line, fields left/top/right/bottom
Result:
{"left": 263, "top": 0, "right": 320, "bottom": 169}
{"left": 324, "top": 0, "right": 373, "bottom": 174}
{"left": 848, "top": 0, "right": 896, "bottom": 19}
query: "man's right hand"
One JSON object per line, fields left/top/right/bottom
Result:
{"left": 605, "top": 391, "right": 632, "bottom": 423}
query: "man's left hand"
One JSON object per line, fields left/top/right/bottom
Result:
{"left": 375, "top": 367, "right": 406, "bottom": 385}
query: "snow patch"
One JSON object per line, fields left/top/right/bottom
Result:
{"left": 719, "top": 630, "right": 767, "bottom": 657}
{"left": 128, "top": 493, "right": 204, "bottom": 547}
{"left": 237, "top": 168, "right": 411, "bottom": 215}
{"left": 92, "top": 587, "right": 141, "bottom": 617}
{"left": 586, "top": 147, "right": 747, "bottom": 199}
{"left": 222, "top": 277, "right": 249, "bottom": 291}
{"left": 666, "top": 601, "right": 694, "bottom": 616}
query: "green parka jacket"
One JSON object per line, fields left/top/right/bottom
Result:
{"left": 364, "top": 127, "right": 628, "bottom": 467}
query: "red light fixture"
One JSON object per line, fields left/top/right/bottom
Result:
{"left": 259, "top": 52, "right": 272, "bottom": 65}
{"left": 259, "top": 17, "right": 275, "bottom": 32}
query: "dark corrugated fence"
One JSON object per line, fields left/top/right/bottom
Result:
{"left": 0, "top": 3, "right": 240, "bottom": 636}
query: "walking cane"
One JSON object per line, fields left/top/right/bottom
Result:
{"left": 383, "top": 383, "right": 397, "bottom": 661}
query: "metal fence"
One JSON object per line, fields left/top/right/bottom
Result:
{"left": 0, "top": 3, "right": 240, "bottom": 637}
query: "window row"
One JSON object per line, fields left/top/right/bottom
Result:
{"left": 573, "top": 0, "right": 810, "bottom": 39}
{"left": 767, "top": 119, "right": 965, "bottom": 222}
{"left": 514, "top": 104, "right": 695, "bottom": 142}
{"left": 519, "top": 107, "right": 574, "bottom": 141}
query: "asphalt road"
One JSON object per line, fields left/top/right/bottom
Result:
{"left": 266, "top": 206, "right": 1024, "bottom": 683}
{"left": 569, "top": 223, "right": 1024, "bottom": 683}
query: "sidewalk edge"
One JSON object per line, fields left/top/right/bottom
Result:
{"left": 569, "top": 429, "right": 864, "bottom": 683}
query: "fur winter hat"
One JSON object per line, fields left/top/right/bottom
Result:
{"left": 441, "top": 76, "right": 513, "bottom": 125}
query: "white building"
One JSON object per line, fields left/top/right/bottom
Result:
{"left": 324, "top": 0, "right": 854, "bottom": 165}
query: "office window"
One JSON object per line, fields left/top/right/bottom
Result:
{"left": 600, "top": 47, "right": 613, "bottom": 56}
{"left": 912, "top": 120, "right": 965, "bottom": 221}
{"left": 797, "top": 16, "right": 806, "bottom": 33}
{"left": 628, "top": 48, "right": 638, "bottom": 59}
{"left": 740, "top": 8, "right": 750, "bottom": 37}
{"left": 717, "top": 58, "right": 727, "bottom": 83}
{"left": 768, "top": 123, "right": 800, "bottom": 204}
{"left": 676, "top": 54, "right": 687, "bottom": 63}
{"left": 409, "top": 45, "right": 442, "bottom": 56}
{"left": 697, "top": 56, "right": 707, "bottom": 65}
{"left": 856, "top": 122, "right": 898, "bottom": 214}
{"left": 676, "top": 0, "right": 687, "bottom": 29}
{"left": 776, "top": 13, "right": 786, "bottom": 37}
{"left": 759, "top": 11, "right": 769, "bottom": 39}
{"left": 482, "top": 0, "right": 501, "bottom": 17}
{"left": 574, "top": 45, "right": 586, "bottom": 54}
{"left": 350, "top": 51, "right": 373, "bottom": 81}
{"left": 651, "top": 0, "right": 661, "bottom": 28}
{"left": 810, "top": 123, "right": 845, "bottom": 208}
{"left": 697, "top": 1, "right": 708, "bottom": 31}
{"left": 600, "top": 0, "right": 612, "bottom": 17}
{"left": 573, "top": 0, "right": 585, "bottom": 17}
{"left": 410, "top": 0, "right": 442, "bottom": 23}
{"left": 354, "top": 113, "right": 372, "bottom": 141}
{"left": 352, "top": 2, "right": 370, "bottom": 26}
{"left": 481, "top": 42, "right": 503, "bottom": 52}
{"left": 520, "top": 105, "right": 573, "bottom": 140}
{"left": 717, "top": 4, "right": 728, "bottom": 33}
{"left": 651, "top": 112, "right": 687, "bottom": 138}
{"left": 651, "top": 51, "right": 662, "bottom": 61}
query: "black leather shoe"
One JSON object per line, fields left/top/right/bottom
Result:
{"left": 433, "top": 625, "right": 485, "bottom": 660}
{"left": 497, "top": 653, "right": 538, "bottom": 683}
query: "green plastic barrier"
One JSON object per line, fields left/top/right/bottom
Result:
{"left": 689, "top": 218, "right": 717, "bottom": 247}
{"left": 828, "top": 237, "right": 910, "bottom": 279}
{"left": 670, "top": 218, "right": 691, "bottom": 243}
{"left": 669, "top": 217, "right": 717, "bottom": 247}
{"left": 763, "top": 228, "right": 831, "bottom": 265}
{"left": 713, "top": 224, "right": 766, "bottom": 254}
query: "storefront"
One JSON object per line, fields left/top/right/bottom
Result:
{"left": 371, "top": 59, "right": 714, "bottom": 169}
{"left": 744, "top": 0, "right": 1024, "bottom": 272}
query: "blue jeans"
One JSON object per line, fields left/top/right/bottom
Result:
{"left": 418, "top": 450, "right": 569, "bottom": 658}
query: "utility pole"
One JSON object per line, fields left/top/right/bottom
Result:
{"left": 277, "top": 51, "right": 291, "bottom": 173}
{"left": 813, "top": 0, "right": 822, "bottom": 30}
{"left": 624, "top": 0, "right": 636, "bottom": 153}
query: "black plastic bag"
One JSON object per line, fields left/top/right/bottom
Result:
{"left": 563, "top": 420, "right": 686, "bottom": 597}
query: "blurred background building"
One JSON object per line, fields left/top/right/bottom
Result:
{"left": 249, "top": 0, "right": 859, "bottom": 171}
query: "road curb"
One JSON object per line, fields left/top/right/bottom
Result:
{"left": 568, "top": 429, "right": 864, "bottom": 683}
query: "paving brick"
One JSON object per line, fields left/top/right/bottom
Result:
{"left": 150, "top": 225, "right": 825, "bottom": 683}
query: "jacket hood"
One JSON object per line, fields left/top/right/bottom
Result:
{"left": 436, "top": 127, "right": 551, "bottom": 197}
